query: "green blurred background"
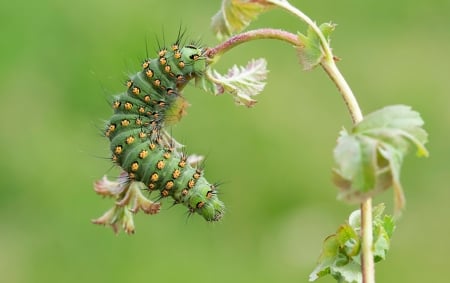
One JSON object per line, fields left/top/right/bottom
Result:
{"left": 1, "top": 0, "right": 449, "bottom": 282}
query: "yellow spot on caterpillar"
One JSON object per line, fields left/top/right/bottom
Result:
{"left": 178, "top": 159, "right": 186, "bottom": 168}
{"left": 172, "top": 169, "right": 181, "bottom": 179}
{"left": 159, "top": 57, "right": 167, "bottom": 65}
{"left": 196, "top": 201, "right": 204, "bottom": 209}
{"left": 138, "top": 106, "right": 145, "bottom": 114}
{"left": 128, "top": 172, "right": 136, "bottom": 179}
{"left": 138, "top": 131, "right": 146, "bottom": 139}
{"left": 126, "top": 135, "right": 135, "bottom": 144}
{"left": 158, "top": 49, "right": 167, "bottom": 57}
{"left": 132, "top": 86, "right": 140, "bottom": 95}
{"left": 172, "top": 44, "right": 179, "bottom": 51}
{"left": 164, "top": 65, "right": 171, "bottom": 73}
{"left": 187, "top": 179, "right": 195, "bottom": 189}
{"left": 193, "top": 170, "right": 201, "bottom": 179}
{"left": 182, "top": 189, "right": 189, "bottom": 196}
{"left": 161, "top": 190, "right": 169, "bottom": 197}
{"left": 165, "top": 181, "right": 174, "bottom": 190}
{"left": 156, "top": 160, "right": 165, "bottom": 170}
{"left": 174, "top": 51, "right": 181, "bottom": 59}
{"left": 139, "top": 150, "right": 148, "bottom": 159}
{"left": 191, "top": 54, "right": 199, "bottom": 61}
{"left": 131, "top": 162, "right": 139, "bottom": 172}
{"left": 109, "top": 124, "right": 116, "bottom": 132}
{"left": 146, "top": 69, "right": 154, "bottom": 78}
{"left": 149, "top": 143, "right": 156, "bottom": 150}
{"left": 153, "top": 79, "right": 161, "bottom": 87}
{"left": 135, "top": 118, "right": 142, "bottom": 126}
{"left": 206, "top": 190, "right": 213, "bottom": 199}
{"left": 114, "top": 145, "right": 122, "bottom": 154}
{"left": 121, "top": 119, "right": 130, "bottom": 127}
{"left": 150, "top": 173, "right": 159, "bottom": 182}
{"left": 144, "top": 95, "right": 151, "bottom": 103}
{"left": 163, "top": 152, "right": 171, "bottom": 159}
{"left": 178, "top": 61, "right": 185, "bottom": 68}
{"left": 112, "top": 101, "right": 121, "bottom": 109}
{"left": 124, "top": 102, "right": 133, "bottom": 110}
{"left": 148, "top": 183, "right": 155, "bottom": 190}
{"left": 126, "top": 80, "right": 133, "bottom": 88}
{"left": 142, "top": 60, "right": 150, "bottom": 69}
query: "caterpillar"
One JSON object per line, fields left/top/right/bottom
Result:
{"left": 101, "top": 39, "right": 224, "bottom": 222}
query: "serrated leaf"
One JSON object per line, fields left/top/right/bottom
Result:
{"left": 211, "top": 0, "right": 273, "bottom": 40}
{"left": 333, "top": 105, "right": 428, "bottom": 212}
{"left": 310, "top": 204, "right": 395, "bottom": 283}
{"left": 297, "top": 22, "right": 336, "bottom": 70}
{"left": 203, "top": 58, "right": 268, "bottom": 107}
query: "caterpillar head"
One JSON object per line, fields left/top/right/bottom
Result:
{"left": 187, "top": 183, "right": 224, "bottom": 221}
{"left": 180, "top": 45, "right": 207, "bottom": 75}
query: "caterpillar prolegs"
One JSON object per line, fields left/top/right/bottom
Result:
{"left": 93, "top": 40, "right": 224, "bottom": 231}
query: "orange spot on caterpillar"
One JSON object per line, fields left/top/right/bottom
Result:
{"left": 172, "top": 169, "right": 181, "bottom": 179}
{"left": 121, "top": 119, "right": 130, "bottom": 127}
{"left": 138, "top": 131, "right": 146, "bottom": 139}
{"left": 159, "top": 57, "right": 167, "bottom": 65}
{"left": 187, "top": 179, "right": 195, "bottom": 189}
{"left": 126, "top": 135, "right": 135, "bottom": 144}
{"left": 139, "top": 150, "right": 148, "bottom": 159}
{"left": 126, "top": 80, "right": 133, "bottom": 88}
{"left": 158, "top": 49, "right": 167, "bottom": 57}
{"left": 114, "top": 145, "right": 122, "bottom": 154}
{"left": 156, "top": 160, "right": 165, "bottom": 170}
{"left": 124, "top": 102, "right": 133, "bottom": 110}
{"left": 165, "top": 181, "right": 174, "bottom": 190}
{"left": 131, "top": 162, "right": 139, "bottom": 172}
{"left": 112, "top": 101, "right": 121, "bottom": 109}
{"left": 132, "top": 86, "right": 140, "bottom": 95}
{"left": 142, "top": 60, "right": 150, "bottom": 69}
{"left": 146, "top": 69, "right": 154, "bottom": 78}
{"left": 150, "top": 173, "right": 159, "bottom": 182}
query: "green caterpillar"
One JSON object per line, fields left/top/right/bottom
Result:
{"left": 103, "top": 41, "right": 224, "bottom": 221}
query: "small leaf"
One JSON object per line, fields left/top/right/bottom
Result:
{"left": 297, "top": 22, "right": 336, "bottom": 70}
{"left": 310, "top": 204, "right": 395, "bottom": 283}
{"left": 202, "top": 58, "right": 268, "bottom": 107}
{"left": 211, "top": 0, "right": 273, "bottom": 40}
{"left": 333, "top": 105, "right": 428, "bottom": 213}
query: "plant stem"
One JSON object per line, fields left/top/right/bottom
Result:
{"left": 208, "top": 2, "right": 374, "bottom": 280}
{"left": 205, "top": 28, "right": 299, "bottom": 59}
{"left": 273, "top": 2, "right": 375, "bottom": 282}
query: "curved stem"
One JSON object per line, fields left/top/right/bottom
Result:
{"left": 273, "top": 2, "right": 374, "bottom": 281}
{"left": 207, "top": 4, "right": 373, "bottom": 280}
{"left": 205, "top": 28, "right": 299, "bottom": 59}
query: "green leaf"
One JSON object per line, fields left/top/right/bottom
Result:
{"left": 211, "top": 0, "right": 273, "bottom": 40}
{"left": 297, "top": 22, "right": 336, "bottom": 70}
{"left": 333, "top": 105, "right": 428, "bottom": 213}
{"left": 202, "top": 58, "right": 268, "bottom": 107}
{"left": 310, "top": 204, "right": 396, "bottom": 283}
